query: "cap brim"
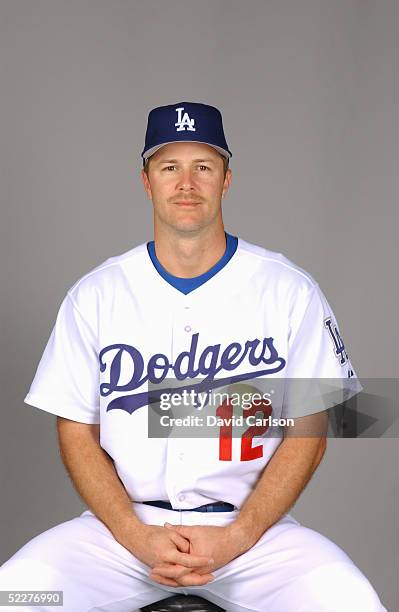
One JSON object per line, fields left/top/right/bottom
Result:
{"left": 143, "top": 140, "right": 231, "bottom": 161}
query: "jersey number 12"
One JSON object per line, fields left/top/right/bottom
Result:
{"left": 216, "top": 399, "right": 272, "bottom": 461}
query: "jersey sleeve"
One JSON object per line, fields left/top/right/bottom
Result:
{"left": 282, "top": 282, "right": 363, "bottom": 418}
{"left": 24, "top": 292, "right": 100, "bottom": 424}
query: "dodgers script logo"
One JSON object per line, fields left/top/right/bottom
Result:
{"left": 99, "top": 332, "right": 286, "bottom": 415}
{"left": 175, "top": 106, "right": 196, "bottom": 132}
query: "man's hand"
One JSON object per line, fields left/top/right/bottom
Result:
{"left": 128, "top": 524, "right": 216, "bottom": 587}
{"left": 149, "top": 522, "right": 250, "bottom": 587}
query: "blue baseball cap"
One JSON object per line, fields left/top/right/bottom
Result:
{"left": 141, "top": 102, "right": 232, "bottom": 165}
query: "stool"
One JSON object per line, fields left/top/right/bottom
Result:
{"left": 140, "top": 594, "right": 226, "bottom": 611}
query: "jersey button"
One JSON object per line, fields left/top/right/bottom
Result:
{"left": 178, "top": 494, "right": 185, "bottom": 501}
{"left": 184, "top": 325, "right": 192, "bottom": 332}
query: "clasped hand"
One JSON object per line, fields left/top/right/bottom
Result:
{"left": 147, "top": 522, "right": 247, "bottom": 587}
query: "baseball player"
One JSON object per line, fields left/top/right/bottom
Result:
{"left": 0, "top": 102, "right": 387, "bottom": 612}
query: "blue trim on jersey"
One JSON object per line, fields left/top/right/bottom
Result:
{"left": 147, "top": 233, "right": 238, "bottom": 294}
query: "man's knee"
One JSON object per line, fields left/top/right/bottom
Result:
{"left": 0, "top": 557, "right": 63, "bottom": 592}
{"left": 298, "top": 561, "right": 385, "bottom": 612}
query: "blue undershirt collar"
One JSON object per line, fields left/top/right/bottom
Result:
{"left": 147, "top": 232, "right": 238, "bottom": 294}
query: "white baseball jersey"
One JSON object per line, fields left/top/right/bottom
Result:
{"left": 24, "top": 237, "right": 362, "bottom": 511}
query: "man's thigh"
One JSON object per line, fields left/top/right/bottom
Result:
{"left": 179, "top": 512, "right": 387, "bottom": 612}
{"left": 0, "top": 505, "right": 187, "bottom": 612}
{"left": 0, "top": 506, "right": 387, "bottom": 612}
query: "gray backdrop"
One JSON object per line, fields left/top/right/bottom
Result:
{"left": 1, "top": 1, "right": 397, "bottom": 609}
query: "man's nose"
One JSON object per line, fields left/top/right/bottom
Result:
{"left": 177, "top": 168, "right": 196, "bottom": 190}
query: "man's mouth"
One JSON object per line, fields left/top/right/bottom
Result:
{"left": 175, "top": 200, "right": 201, "bottom": 206}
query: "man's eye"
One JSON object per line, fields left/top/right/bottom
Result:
{"left": 161, "top": 165, "right": 211, "bottom": 172}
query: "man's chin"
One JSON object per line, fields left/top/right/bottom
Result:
{"left": 171, "top": 222, "right": 206, "bottom": 234}
{"left": 156, "top": 210, "right": 219, "bottom": 235}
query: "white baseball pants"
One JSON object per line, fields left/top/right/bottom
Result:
{"left": 0, "top": 502, "right": 388, "bottom": 612}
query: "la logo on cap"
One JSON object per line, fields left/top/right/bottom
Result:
{"left": 174, "top": 106, "right": 196, "bottom": 132}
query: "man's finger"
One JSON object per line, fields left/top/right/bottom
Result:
{"left": 168, "top": 530, "right": 190, "bottom": 553}
{"left": 150, "top": 570, "right": 215, "bottom": 587}
{"left": 168, "top": 550, "right": 214, "bottom": 568}
{"left": 151, "top": 563, "right": 195, "bottom": 579}
{"left": 165, "top": 522, "right": 190, "bottom": 536}
{"left": 178, "top": 571, "right": 215, "bottom": 587}
{"left": 149, "top": 572, "right": 180, "bottom": 587}
{"left": 153, "top": 562, "right": 213, "bottom": 579}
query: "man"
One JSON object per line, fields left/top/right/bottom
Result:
{"left": 0, "top": 102, "right": 386, "bottom": 611}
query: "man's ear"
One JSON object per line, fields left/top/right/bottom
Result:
{"left": 222, "top": 168, "right": 232, "bottom": 198}
{"left": 141, "top": 168, "right": 152, "bottom": 200}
